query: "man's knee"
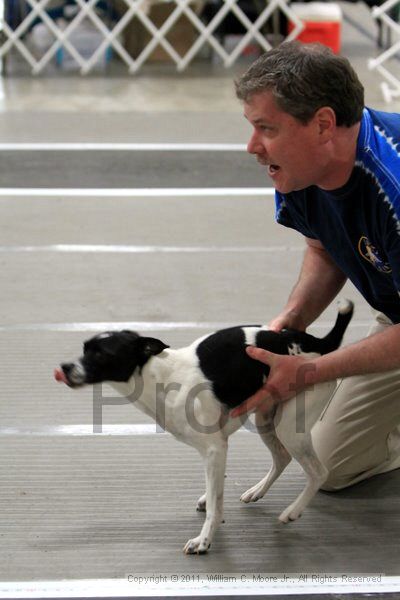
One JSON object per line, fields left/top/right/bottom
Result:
{"left": 314, "top": 431, "right": 396, "bottom": 492}
{"left": 320, "top": 472, "right": 354, "bottom": 492}
{"left": 312, "top": 422, "right": 365, "bottom": 491}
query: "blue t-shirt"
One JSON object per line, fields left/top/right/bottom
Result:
{"left": 275, "top": 107, "right": 400, "bottom": 323}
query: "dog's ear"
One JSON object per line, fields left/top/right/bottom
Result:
{"left": 139, "top": 337, "right": 170, "bottom": 358}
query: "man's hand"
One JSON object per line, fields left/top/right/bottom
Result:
{"left": 268, "top": 309, "right": 306, "bottom": 333}
{"left": 230, "top": 346, "right": 316, "bottom": 418}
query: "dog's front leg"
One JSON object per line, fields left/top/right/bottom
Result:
{"left": 183, "top": 440, "right": 227, "bottom": 555}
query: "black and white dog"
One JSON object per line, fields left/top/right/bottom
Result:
{"left": 55, "top": 300, "right": 353, "bottom": 554}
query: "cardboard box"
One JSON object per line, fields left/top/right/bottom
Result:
{"left": 114, "top": 0, "right": 198, "bottom": 62}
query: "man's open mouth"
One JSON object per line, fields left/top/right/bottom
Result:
{"left": 268, "top": 164, "right": 280, "bottom": 176}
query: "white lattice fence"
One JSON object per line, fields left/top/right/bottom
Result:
{"left": 369, "top": 0, "right": 400, "bottom": 102}
{"left": 0, "top": 0, "right": 304, "bottom": 74}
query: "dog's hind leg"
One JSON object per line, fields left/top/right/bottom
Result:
{"left": 196, "top": 493, "right": 206, "bottom": 512}
{"left": 278, "top": 439, "right": 328, "bottom": 523}
{"left": 275, "top": 383, "right": 334, "bottom": 522}
{"left": 240, "top": 412, "right": 292, "bottom": 504}
{"left": 183, "top": 440, "right": 227, "bottom": 554}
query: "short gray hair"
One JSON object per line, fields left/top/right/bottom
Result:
{"left": 235, "top": 41, "right": 364, "bottom": 127}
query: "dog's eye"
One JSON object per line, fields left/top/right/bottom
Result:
{"left": 85, "top": 349, "right": 103, "bottom": 359}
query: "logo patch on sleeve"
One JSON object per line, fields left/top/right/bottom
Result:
{"left": 358, "top": 236, "right": 392, "bottom": 273}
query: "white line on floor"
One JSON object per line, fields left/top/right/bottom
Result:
{"left": 0, "top": 321, "right": 371, "bottom": 332}
{"left": 0, "top": 187, "right": 274, "bottom": 197}
{"left": 0, "top": 575, "right": 399, "bottom": 598}
{"left": 0, "top": 424, "right": 163, "bottom": 436}
{"left": 0, "top": 142, "right": 247, "bottom": 151}
{"left": 0, "top": 425, "right": 257, "bottom": 436}
{"left": 0, "top": 321, "right": 243, "bottom": 332}
{"left": 0, "top": 244, "right": 303, "bottom": 254}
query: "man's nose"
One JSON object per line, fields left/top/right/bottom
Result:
{"left": 247, "top": 130, "right": 264, "bottom": 155}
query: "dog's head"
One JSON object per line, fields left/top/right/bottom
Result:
{"left": 55, "top": 330, "right": 169, "bottom": 388}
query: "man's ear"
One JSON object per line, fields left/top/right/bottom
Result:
{"left": 139, "top": 337, "right": 170, "bottom": 358}
{"left": 315, "top": 106, "right": 336, "bottom": 143}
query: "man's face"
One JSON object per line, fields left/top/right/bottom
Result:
{"left": 244, "top": 91, "right": 326, "bottom": 194}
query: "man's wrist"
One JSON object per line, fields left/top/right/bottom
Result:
{"left": 310, "top": 354, "right": 342, "bottom": 385}
{"left": 302, "top": 360, "right": 320, "bottom": 385}
{"left": 283, "top": 306, "right": 308, "bottom": 330}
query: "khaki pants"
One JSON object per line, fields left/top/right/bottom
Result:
{"left": 312, "top": 311, "right": 400, "bottom": 491}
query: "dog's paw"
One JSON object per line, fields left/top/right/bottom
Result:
{"left": 240, "top": 483, "right": 265, "bottom": 503}
{"left": 183, "top": 536, "right": 210, "bottom": 555}
{"left": 196, "top": 494, "right": 206, "bottom": 512}
{"left": 278, "top": 503, "right": 302, "bottom": 523}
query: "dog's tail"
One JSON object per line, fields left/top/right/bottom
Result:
{"left": 319, "top": 299, "right": 354, "bottom": 354}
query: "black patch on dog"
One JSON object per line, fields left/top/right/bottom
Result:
{"left": 196, "top": 306, "right": 353, "bottom": 408}
{"left": 62, "top": 331, "right": 169, "bottom": 385}
{"left": 196, "top": 326, "right": 270, "bottom": 408}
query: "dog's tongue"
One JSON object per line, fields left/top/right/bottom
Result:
{"left": 54, "top": 368, "right": 68, "bottom": 384}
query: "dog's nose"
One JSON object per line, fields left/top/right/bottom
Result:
{"left": 61, "top": 363, "right": 75, "bottom": 375}
{"left": 56, "top": 362, "right": 86, "bottom": 387}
